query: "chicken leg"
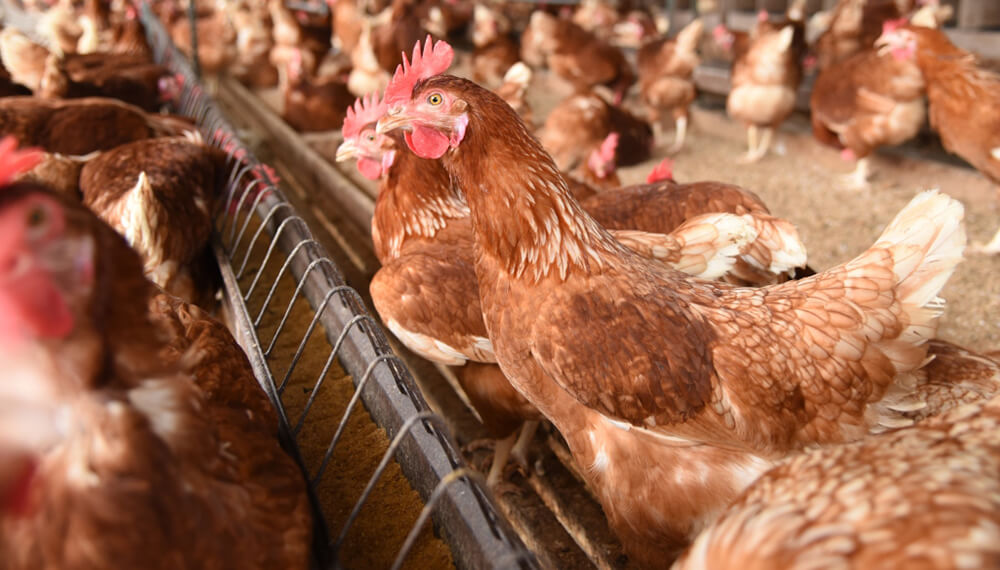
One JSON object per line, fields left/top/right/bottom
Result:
{"left": 485, "top": 431, "right": 518, "bottom": 488}
{"left": 840, "top": 156, "right": 872, "bottom": 191}
{"left": 667, "top": 115, "right": 688, "bottom": 154}
{"left": 973, "top": 226, "right": 1000, "bottom": 255}
{"left": 738, "top": 125, "right": 759, "bottom": 163}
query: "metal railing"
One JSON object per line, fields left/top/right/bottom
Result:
{"left": 136, "top": 2, "right": 536, "bottom": 568}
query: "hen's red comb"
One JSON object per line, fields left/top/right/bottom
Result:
{"left": 383, "top": 36, "right": 455, "bottom": 107}
{"left": 598, "top": 132, "right": 619, "bottom": 162}
{"left": 0, "top": 137, "right": 43, "bottom": 187}
{"left": 343, "top": 92, "right": 387, "bottom": 139}
{"left": 883, "top": 18, "right": 907, "bottom": 34}
{"left": 757, "top": 10, "right": 769, "bottom": 22}
{"left": 646, "top": 157, "right": 674, "bottom": 184}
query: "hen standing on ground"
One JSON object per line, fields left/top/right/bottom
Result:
{"left": 877, "top": 24, "right": 1000, "bottom": 253}
{"left": 337, "top": 91, "right": 758, "bottom": 487}
{"left": 811, "top": 20, "right": 926, "bottom": 189}
{"left": 726, "top": 20, "right": 802, "bottom": 163}
{"left": 637, "top": 18, "right": 703, "bottom": 153}
{"left": 378, "top": 37, "right": 969, "bottom": 567}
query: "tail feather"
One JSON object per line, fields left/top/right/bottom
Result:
{"left": 870, "top": 189, "right": 966, "bottom": 313}
{"left": 848, "top": 190, "right": 966, "bottom": 375}
{"left": 120, "top": 171, "right": 166, "bottom": 276}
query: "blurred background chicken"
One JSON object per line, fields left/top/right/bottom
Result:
{"left": 637, "top": 18, "right": 703, "bottom": 152}
{"left": 0, "top": 142, "right": 312, "bottom": 569}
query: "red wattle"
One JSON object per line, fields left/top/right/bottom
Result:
{"left": 357, "top": 157, "right": 383, "bottom": 180}
{"left": 0, "top": 266, "right": 73, "bottom": 342}
{"left": 405, "top": 126, "right": 451, "bottom": 159}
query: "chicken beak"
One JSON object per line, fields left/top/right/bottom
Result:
{"left": 335, "top": 139, "right": 357, "bottom": 163}
{"left": 375, "top": 110, "right": 414, "bottom": 136}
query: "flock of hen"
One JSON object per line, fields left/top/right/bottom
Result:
{"left": 2, "top": 0, "right": 1000, "bottom": 569}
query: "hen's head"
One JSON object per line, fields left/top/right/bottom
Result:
{"left": 712, "top": 24, "right": 734, "bottom": 51}
{"left": 378, "top": 37, "right": 471, "bottom": 160}
{"left": 646, "top": 157, "right": 675, "bottom": 184}
{"left": 336, "top": 92, "right": 396, "bottom": 180}
{"left": 875, "top": 22, "right": 930, "bottom": 61}
{"left": 586, "top": 132, "right": 619, "bottom": 180}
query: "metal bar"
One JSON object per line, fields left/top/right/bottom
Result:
{"left": 136, "top": 3, "right": 537, "bottom": 569}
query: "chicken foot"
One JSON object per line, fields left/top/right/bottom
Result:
{"left": 737, "top": 125, "right": 774, "bottom": 163}
{"left": 667, "top": 115, "right": 688, "bottom": 154}
{"left": 972, "top": 226, "right": 1000, "bottom": 255}
{"left": 840, "top": 156, "right": 872, "bottom": 191}
{"left": 485, "top": 431, "right": 518, "bottom": 489}
{"left": 484, "top": 420, "right": 539, "bottom": 488}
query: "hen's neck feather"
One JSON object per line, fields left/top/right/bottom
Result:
{"left": 374, "top": 146, "right": 469, "bottom": 262}
{"left": 436, "top": 76, "right": 626, "bottom": 282}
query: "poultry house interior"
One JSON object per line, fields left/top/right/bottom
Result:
{"left": 1, "top": 0, "right": 1000, "bottom": 568}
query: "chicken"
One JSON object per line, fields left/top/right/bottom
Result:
{"left": 675, "top": 345, "right": 1000, "bottom": 569}
{"left": 347, "top": 19, "right": 390, "bottom": 97}
{"left": 540, "top": 90, "right": 653, "bottom": 171}
{"left": 168, "top": 6, "right": 237, "bottom": 75}
{"left": 571, "top": 0, "right": 621, "bottom": 42}
{"left": 228, "top": 1, "right": 279, "bottom": 88}
{"left": 0, "top": 27, "right": 51, "bottom": 92}
{"left": 35, "top": 0, "right": 82, "bottom": 56}
{"left": 377, "top": 37, "right": 969, "bottom": 566}
{"left": 268, "top": 0, "right": 316, "bottom": 88}
{"left": 811, "top": 42, "right": 925, "bottom": 189}
{"left": 38, "top": 53, "right": 170, "bottom": 112}
{"left": 419, "top": 0, "right": 472, "bottom": 40}
{"left": 815, "top": 0, "right": 914, "bottom": 71}
{"left": 711, "top": 23, "right": 752, "bottom": 65}
{"left": 727, "top": 21, "right": 802, "bottom": 162}
{"left": 876, "top": 24, "right": 1000, "bottom": 252}
{"left": 78, "top": 136, "right": 223, "bottom": 304}
{"left": 328, "top": 0, "right": 363, "bottom": 54}
{"left": 637, "top": 18, "right": 703, "bottom": 152}
{"left": 12, "top": 150, "right": 94, "bottom": 199}
{"left": 493, "top": 61, "right": 533, "bottom": 126}
{"left": 0, "top": 96, "right": 195, "bottom": 155}
{"left": 579, "top": 173, "right": 811, "bottom": 286}
{"left": 0, "top": 162, "right": 311, "bottom": 568}
{"left": 338, "top": 91, "right": 755, "bottom": 486}
{"left": 371, "top": 0, "right": 427, "bottom": 74}
{"left": 569, "top": 132, "right": 621, "bottom": 192}
{"left": 471, "top": 4, "right": 519, "bottom": 88}
{"left": 281, "top": 50, "right": 354, "bottom": 132}
{"left": 522, "top": 11, "right": 635, "bottom": 103}
{"left": 109, "top": 8, "right": 154, "bottom": 59}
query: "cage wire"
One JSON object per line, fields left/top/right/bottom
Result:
{"left": 126, "top": 2, "right": 539, "bottom": 569}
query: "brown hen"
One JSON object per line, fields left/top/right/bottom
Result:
{"left": 378, "top": 48, "right": 969, "bottom": 565}
{"left": 637, "top": 18, "right": 703, "bottom": 152}
{"left": 0, "top": 176, "right": 311, "bottom": 570}
{"left": 877, "top": 24, "right": 1000, "bottom": 252}
{"left": 675, "top": 344, "right": 1000, "bottom": 569}
{"left": 79, "top": 136, "right": 224, "bottom": 305}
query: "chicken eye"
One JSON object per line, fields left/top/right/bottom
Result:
{"left": 427, "top": 93, "right": 443, "bottom": 106}
{"left": 26, "top": 204, "right": 48, "bottom": 233}
{"left": 366, "top": 133, "right": 376, "bottom": 142}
